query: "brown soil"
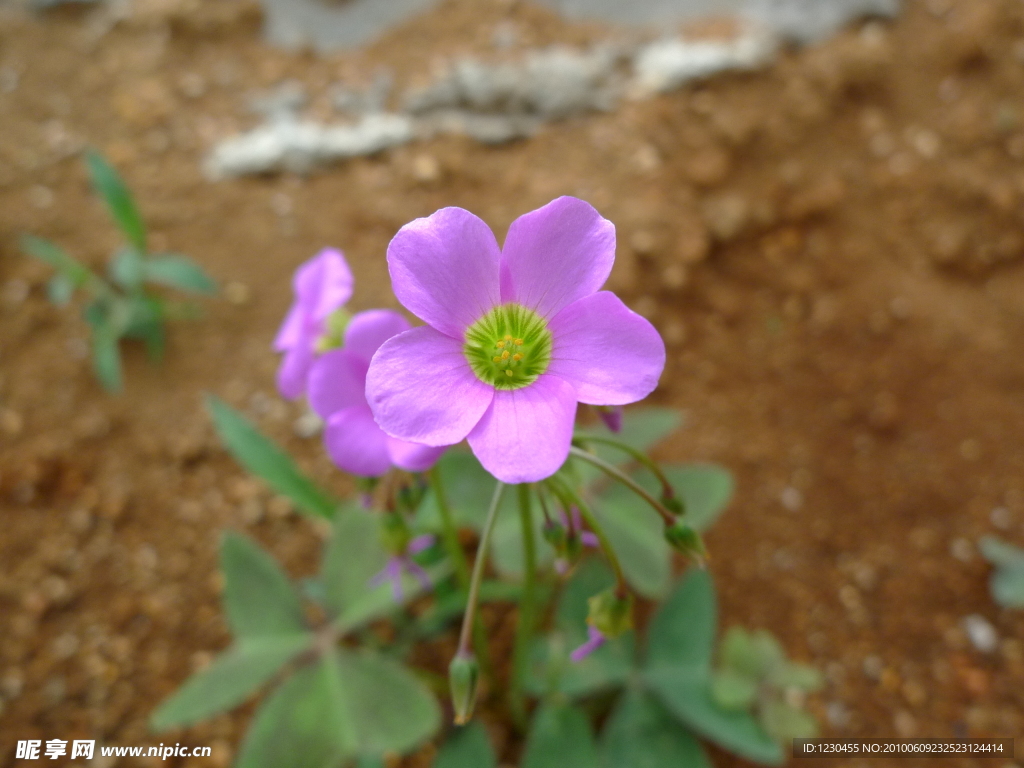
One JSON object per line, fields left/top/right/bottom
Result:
{"left": 2, "top": 0, "right": 1024, "bottom": 765}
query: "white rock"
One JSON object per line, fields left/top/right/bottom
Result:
{"left": 962, "top": 614, "right": 998, "bottom": 654}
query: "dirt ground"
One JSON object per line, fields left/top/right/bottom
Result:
{"left": 1, "top": 0, "right": 1024, "bottom": 765}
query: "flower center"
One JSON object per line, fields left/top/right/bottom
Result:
{"left": 464, "top": 303, "right": 553, "bottom": 390}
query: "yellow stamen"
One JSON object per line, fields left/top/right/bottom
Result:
{"left": 505, "top": 369, "right": 513, "bottom": 376}
{"left": 504, "top": 334, "right": 513, "bottom": 340}
{"left": 514, "top": 339, "right": 524, "bottom": 346}
{"left": 501, "top": 350, "right": 510, "bottom": 360}
{"left": 492, "top": 356, "right": 502, "bottom": 363}
{"left": 513, "top": 353, "right": 523, "bottom": 361}
{"left": 496, "top": 341, "right": 505, "bottom": 349}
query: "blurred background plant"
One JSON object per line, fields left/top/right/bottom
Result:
{"left": 20, "top": 151, "right": 216, "bottom": 392}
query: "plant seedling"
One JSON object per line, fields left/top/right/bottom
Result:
{"left": 21, "top": 150, "right": 216, "bottom": 391}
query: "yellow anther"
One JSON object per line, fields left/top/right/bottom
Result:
{"left": 514, "top": 339, "right": 524, "bottom": 346}
{"left": 505, "top": 369, "right": 513, "bottom": 376}
{"left": 492, "top": 356, "right": 502, "bottom": 363}
{"left": 501, "top": 350, "right": 510, "bottom": 360}
{"left": 513, "top": 353, "right": 523, "bottom": 361}
{"left": 496, "top": 341, "right": 505, "bottom": 349}
{"left": 504, "top": 334, "right": 513, "bottom": 340}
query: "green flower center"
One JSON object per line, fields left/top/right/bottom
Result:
{"left": 464, "top": 303, "right": 553, "bottom": 390}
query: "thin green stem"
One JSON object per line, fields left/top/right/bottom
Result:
{"left": 546, "top": 476, "right": 627, "bottom": 593}
{"left": 511, "top": 483, "right": 537, "bottom": 726}
{"left": 456, "top": 481, "right": 505, "bottom": 657}
{"left": 574, "top": 435, "right": 676, "bottom": 499}
{"left": 430, "top": 467, "right": 471, "bottom": 588}
{"left": 568, "top": 445, "right": 677, "bottom": 526}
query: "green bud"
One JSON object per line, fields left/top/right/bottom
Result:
{"left": 664, "top": 521, "right": 705, "bottom": 557}
{"left": 587, "top": 589, "right": 634, "bottom": 639}
{"left": 448, "top": 652, "right": 480, "bottom": 725}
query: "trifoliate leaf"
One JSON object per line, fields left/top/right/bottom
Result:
{"left": 433, "top": 722, "right": 496, "bottom": 768}
{"left": 601, "top": 688, "right": 712, "bottom": 768}
{"left": 145, "top": 253, "right": 218, "bottom": 294}
{"left": 521, "top": 702, "right": 598, "bottom": 768}
{"left": 221, "top": 531, "right": 306, "bottom": 638}
{"left": 150, "top": 635, "right": 311, "bottom": 730}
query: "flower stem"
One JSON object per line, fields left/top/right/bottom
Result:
{"left": 573, "top": 435, "right": 676, "bottom": 500}
{"left": 545, "top": 476, "right": 627, "bottom": 593}
{"left": 568, "top": 445, "right": 677, "bottom": 526}
{"left": 456, "top": 481, "right": 505, "bottom": 658}
{"left": 430, "top": 466, "right": 470, "bottom": 587}
{"left": 432, "top": 466, "right": 493, "bottom": 676}
{"left": 510, "top": 483, "right": 537, "bottom": 727}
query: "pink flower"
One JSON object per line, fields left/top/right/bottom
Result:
{"left": 308, "top": 309, "right": 445, "bottom": 477}
{"left": 365, "top": 197, "right": 666, "bottom": 483}
{"left": 570, "top": 625, "right": 606, "bottom": 663}
{"left": 273, "top": 248, "right": 354, "bottom": 400}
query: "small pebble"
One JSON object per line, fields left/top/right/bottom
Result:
{"left": 990, "top": 506, "right": 1012, "bottom": 530}
{"left": 411, "top": 154, "right": 441, "bottom": 183}
{"left": 780, "top": 486, "right": 803, "bottom": 512}
{"left": 293, "top": 411, "right": 323, "bottom": 438}
{"left": 52, "top": 632, "right": 79, "bottom": 661}
{"left": 950, "top": 537, "right": 974, "bottom": 562}
{"left": 863, "top": 654, "right": 884, "bottom": 679}
{"left": 962, "top": 614, "right": 998, "bottom": 654}
{"left": 826, "top": 701, "right": 850, "bottom": 729}
{"left": 28, "top": 184, "right": 54, "bottom": 209}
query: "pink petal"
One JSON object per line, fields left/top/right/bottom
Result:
{"left": 307, "top": 349, "right": 368, "bottom": 419}
{"left": 387, "top": 208, "right": 502, "bottom": 338}
{"left": 366, "top": 326, "right": 494, "bottom": 447}
{"left": 323, "top": 406, "right": 393, "bottom": 477}
{"left": 273, "top": 304, "right": 306, "bottom": 352}
{"left": 548, "top": 292, "right": 665, "bottom": 406}
{"left": 501, "top": 197, "right": 615, "bottom": 319}
{"left": 295, "top": 248, "right": 354, "bottom": 323}
{"left": 386, "top": 437, "right": 446, "bottom": 473}
{"left": 407, "top": 534, "right": 437, "bottom": 555}
{"left": 276, "top": 340, "right": 315, "bottom": 400}
{"left": 344, "top": 309, "right": 411, "bottom": 363}
{"left": 467, "top": 374, "right": 577, "bottom": 483}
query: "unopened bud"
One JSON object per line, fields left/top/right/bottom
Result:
{"left": 664, "top": 521, "right": 705, "bottom": 558}
{"left": 448, "top": 652, "right": 479, "bottom": 725}
{"left": 587, "top": 589, "right": 634, "bottom": 639}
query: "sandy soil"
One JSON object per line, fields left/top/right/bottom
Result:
{"left": 1, "top": 0, "right": 1023, "bottom": 765}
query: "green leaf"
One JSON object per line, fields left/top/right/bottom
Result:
{"left": 711, "top": 669, "right": 759, "bottom": 711}
{"left": 645, "top": 673, "right": 783, "bottom": 766}
{"left": 207, "top": 395, "right": 339, "bottom": 519}
{"left": 490, "top": 494, "right": 553, "bottom": 579}
{"left": 87, "top": 310, "right": 123, "bottom": 393}
{"left": 760, "top": 700, "right": 819, "bottom": 743}
{"left": 521, "top": 702, "right": 598, "bottom": 768}
{"left": 109, "top": 247, "right": 145, "bottom": 291}
{"left": 644, "top": 569, "right": 716, "bottom": 672}
{"left": 321, "top": 507, "right": 387, "bottom": 620}
{"left": 21, "top": 235, "right": 95, "bottom": 287}
{"left": 979, "top": 536, "right": 1024, "bottom": 568}
{"left": 335, "top": 648, "right": 441, "bottom": 757}
{"left": 662, "top": 465, "right": 733, "bottom": 532}
{"left": 592, "top": 491, "right": 670, "bottom": 599}
{"left": 720, "top": 627, "right": 784, "bottom": 681}
{"left": 85, "top": 149, "right": 146, "bottom": 251}
{"left": 150, "top": 635, "right": 311, "bottom": 730}
{"left": 338, "top": 561, "right": 451, "bottom": 631}
{"left": 145, "top": 253, "right": 218, "bottom": 294}
{"left": 601, "top": 688, "right": 712, "bottom": 768}
{"left": 221, "top": 531, "right": 306, "bottom": 638}
{"left": 235, "top": 654, "right": 355, "bottom": 768}
{"left": 769, "top": 662, "right": 824, "bottom": 692}
{"left": 979, "top": 536, "right": 1024, "bottom": 608}
{"left": 642, "top": 570, "right": 784, "bottom": 766}
{"left": 433, "top": 722, "right": 497, "bottom": 768}
{"left": 47, "top": 274, "right": 75, "bottom": 305}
